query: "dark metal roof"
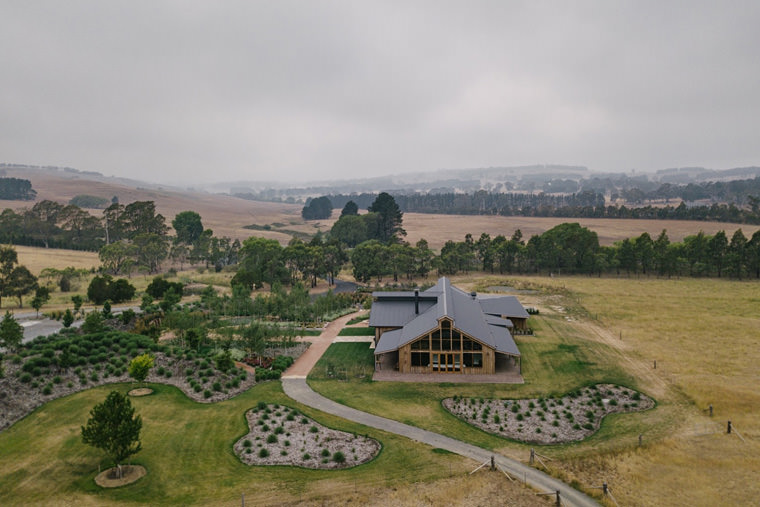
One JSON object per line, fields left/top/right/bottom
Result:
{"left": 368, "top": 299, "right": 437, "bottom": 327}
{"left": 478, "top": 294, "right": 530, "bottom": 319}
{"left": 372, "top": 277, "right": 522, "bottom": 357}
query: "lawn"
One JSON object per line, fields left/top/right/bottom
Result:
{"left": 337, "top": 327, "right": 375, "bottom": 336}
{"left": 0, "top": 381, "right": 471, "bottom": 506}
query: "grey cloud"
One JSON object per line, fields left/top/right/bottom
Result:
{"left": 1, "top": 1, "right": 759, "bottom": 183}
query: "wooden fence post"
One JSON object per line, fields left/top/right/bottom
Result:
{"left": 727, "top": 420, "right": 732, "bottom": 434}
{"left": 529, "top": 448, "right": 535, "bottom": 465}
{"left": 709, "top": 404, "right": 713, "bottom": 417}
{"left": 638, "top": 433, "right": 642, "bottom": 446}
{"left": 490, "top": 455, "right": 495, "bottom": 471}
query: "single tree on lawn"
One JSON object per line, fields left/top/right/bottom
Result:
{"left": 129, "top": 353, "right": 155, "bottom": 385}
{"left": 81, "top": 391, "right": 142, "bottom": 478}
{"left": 0, "top": 311, "right": 24, "bottom": 352}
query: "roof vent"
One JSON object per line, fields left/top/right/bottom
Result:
{"left": 414, "top": 289, "right": 420, "bottom": 314}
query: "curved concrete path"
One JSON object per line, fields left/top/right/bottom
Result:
{"left": 280, "top": 308, "right": 598, "bottom": 507}
{"left": 283, "top": 378, "right": 598, "bottom": 507}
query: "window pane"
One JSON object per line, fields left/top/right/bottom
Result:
{"left": 411, "top": 352, "right": 427, "bottom": 367}
{"left": 472, "top": 353, "right": 482, "bottom": 367}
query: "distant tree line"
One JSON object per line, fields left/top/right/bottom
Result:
{"left": 347, "top": 224, "right": 760, "bottom": 281}
{"left": 69, "top": 194, "right": 111, "bottom": 209}
{"left": 318, "top": 187, "right": 760, "bottom": 225}
{"left": 0, "top": 177, "right": 37, "bottom": 200}
{"left": 233, "top": 192, "right": 760, "bottom": 285}
{"left": 0, "top": 200, "right": 239, "bottom": 275}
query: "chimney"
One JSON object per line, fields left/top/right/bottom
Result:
{"left": 470, "top": 291, "right": 477, "bottom": 300}
{"left": 414, "top": 289, "right": 420, "bottom": 314}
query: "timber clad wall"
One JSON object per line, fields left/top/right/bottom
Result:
{"left": 397, "top": 331, "right": 496, "bottom": 374}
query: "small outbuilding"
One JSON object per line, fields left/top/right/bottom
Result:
{"left": 370, "top": 277, "right": 527, "bottom": 375}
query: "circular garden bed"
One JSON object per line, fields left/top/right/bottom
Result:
{"left": 234, "top": 402, "right": 381, "bottom": 469}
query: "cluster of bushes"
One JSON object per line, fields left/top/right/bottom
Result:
{"left": 87, "top": 275, "right": 136, "bottom": 304}
{"left": 11, "top": 331, "right": 160, "bottom": 396}
{"left": 146, "top": 277, "right": 185, "bottom": 299}
{"left": 254, "top": 355, "right": 294, "bottom": 381}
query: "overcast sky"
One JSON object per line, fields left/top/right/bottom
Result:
{"left": 2, "top": 1, "right": 759, "bottom": 184}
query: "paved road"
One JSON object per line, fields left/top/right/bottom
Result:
{"left": 279, "top": 312, "right": 599, "bottom": 506}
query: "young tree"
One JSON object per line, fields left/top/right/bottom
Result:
{"left": 128, "top": 353, "right": 155, "bottom": 384}
{"left": 31, "top": 286, "right": 51, "bottom": 316}
{"left": 81, "top": 391, "right": 142, "bottom": 478}
{"left": 71, "top": 294, "right": 84, "bottom": 315}
{"left": 102, "top": 300, "right": 113, "bottom": 319}
{"left": 81, "top": 311, "right": 105, "bottom": 334}
{"left": 159, "top": 288, "right": 182, "bottom": 313}
{"left": 0, "top": 311, "right": 24, "bottom": 352}
{"left": 62, "top": 308, "right": 75, "bottom": 328}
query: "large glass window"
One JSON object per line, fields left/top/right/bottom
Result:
{"left": 431, "top": 330, "right": 441, "bottom": 350}
{"left": 411, "top": 336, "right": 429, "bottom": 350}
{"left": 411, "top": 352, "right": 428, "bottom": 367}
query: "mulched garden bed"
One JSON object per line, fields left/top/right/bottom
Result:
{"left": 234, "top": 402, "right": 381, "bottom": 469}
{"left": 0, "top": 349, "right": 255, "bottom": 433}
{"left": 443, "top": 384, "right": 654, "bottom": 445}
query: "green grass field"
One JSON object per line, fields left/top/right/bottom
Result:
{"left": 0, "top": 381, "right": 470, "bottom": 506}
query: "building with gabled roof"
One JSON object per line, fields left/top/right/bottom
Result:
{"left": 370, "top": 277, "right": 526, "bottom": 375}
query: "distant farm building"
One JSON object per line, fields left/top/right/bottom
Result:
{"left": 370, "top": 277, "right": 528, "bottom": 375}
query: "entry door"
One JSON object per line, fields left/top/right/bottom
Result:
{"left": 436, "top": 354, "right": 461, "bottom": 372}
